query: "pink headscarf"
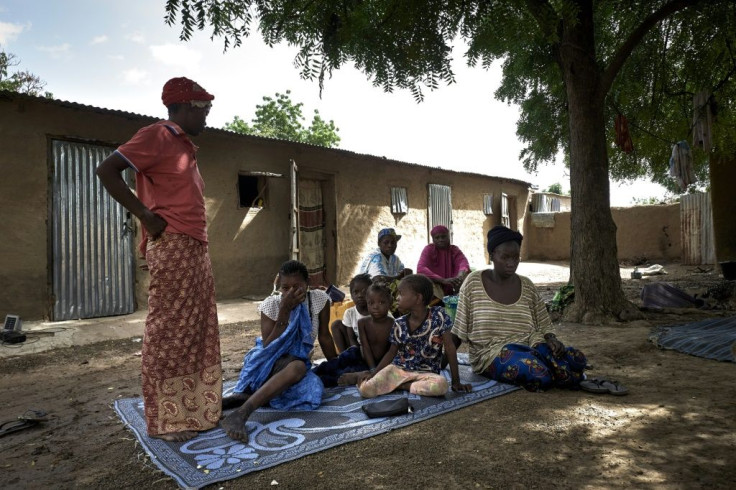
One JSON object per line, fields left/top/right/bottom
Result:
{"left": 430, "top": 225, "right": 449, "bottom": 237}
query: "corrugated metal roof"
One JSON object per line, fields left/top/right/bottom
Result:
{"left": 681, "top": 192, "right": 716, "bottom": 265}
{"left": 0, "top": 90, "right": 532, "bottom": 187}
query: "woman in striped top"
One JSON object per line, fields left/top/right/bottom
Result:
{"left": 451, "top": 226, "right": 587, "bottom": 391}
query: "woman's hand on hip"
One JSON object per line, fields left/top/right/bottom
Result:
{"left": 141, "top": 209, "right": 167, "bottom": 239}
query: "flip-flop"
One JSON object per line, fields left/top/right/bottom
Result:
{"left": 580, "top": 378, "right": 629, "bottom": 396}
{"left": 0, "top": 419, "right": 39, "bottom": 437}
{"left": 580, "top": 378, "right": 609, "bottom": 394}
{"left": 0, "top": 410, "right": 48, "bottom": 437}
{"left": 599, "top": 379, "right": 628, "bottom": 396}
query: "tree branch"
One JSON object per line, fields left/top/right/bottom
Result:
{"left": 523, "top": 0, "right": 564, "bottom": 69}
{"left": 598, "top": 0, "right": 704, "bottom": 100}
{"left": 523, "top": 0, "right": 559, "bottom": 40}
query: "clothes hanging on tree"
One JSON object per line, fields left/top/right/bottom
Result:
{"left": 614, "top": 114, "right": 634, "bottom": 153}
{"left": 692, "top": 91, "right": 713, "bottom": 153}
{"left": 669, "top": 140, "right": 696, "bottom": 192}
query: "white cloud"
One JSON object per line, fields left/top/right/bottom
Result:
{"left": 150, "top": 43, "right": 202, "bottom": 69}
{"left": 123, "top": 68, "right": 148, "bottom": 85}
{"left": 126, "top": 32, "right": 145, "bottom": 44}
{"left": 38, "top": 43, "right": 72, "bottom": 59}
{"left": 0, "top": 21, "right": 26, "bottom": 44}
{"left": 90, "top": 35, "right": 108, "bottom": 45}
{"left": 108, "top": 54, "right": 125, "bottom": 61}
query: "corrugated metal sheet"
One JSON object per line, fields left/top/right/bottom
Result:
{"left": 483, "top": 194, "right": 493, "bottom": 215}
{"left": 391, "top": 186, "right": 408, "bottom": 214}
{"left": 501, "top": 193, "right": 510, "bottom": 228}
{"left": 51, "top": 140, "right": 135, "bottom": 320}
{"left": 428, "top": 184, "right": 452, "bottom": 236}
{"left": 681, "top": 192, "right": 716, "bottom": 265}
{"left": 531, "top": 193, "right": 561, "bottom": 212}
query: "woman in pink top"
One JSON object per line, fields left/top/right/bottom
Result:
{"left": 417, "top": 225, "right": 470, "bottom": 297}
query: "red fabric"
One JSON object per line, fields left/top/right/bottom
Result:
{"left": 299, "top": 207, "right": 324, "bottom": 230}
{"left": 115, "top": 121, "right": 207, "bottom": 254}
{"left": 141, "top": 233, "right": 222, "bottom": 436}
{"left": 614, "top": 114, "right": 634, "bottom": 153}
{"left": 416, "top": 244, "right": 470, "bottom": 295}
{"left": 161, "top": 77, "right": 214, "bottom": 106}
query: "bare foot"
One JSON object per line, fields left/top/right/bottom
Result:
{"left": 221, "top": 404, "right": 253, "bottom": 442}
{"left": 222, "top": 392, "right": 250, "bottom": 410}
{"left": 151, "top": 430, "right": 197, "bottom": 442}
{"left": 337, "top": 371, "right": 367, "bottom": 386}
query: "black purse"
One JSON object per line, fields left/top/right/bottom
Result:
{"left": 362, "top": 397, "right": 412, "bottom": 418}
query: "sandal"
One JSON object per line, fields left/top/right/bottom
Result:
{"left": 0, "top": 410, "right": 48, "bottom": 437}
{"left": 580, "top": 378, "right": 609, "bottom": 394}
{"left": 599, "top": 379, "right": 628, "bottom": 396}
{"left": 580, "top": 378, "right": 628, "bottom": 396}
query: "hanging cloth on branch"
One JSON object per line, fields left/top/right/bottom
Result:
{"left": 669, "top": 140, "right": 696, "bottom": 192}
{"left": 614, "top": 114, "right": 634, "bottom": 153}
{"left": 692, "top": 91, "right": 713, "bottom": 153}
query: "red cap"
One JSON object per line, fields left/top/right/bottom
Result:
{"left": 161, "top": 77, "right": 215, "bottom": 106}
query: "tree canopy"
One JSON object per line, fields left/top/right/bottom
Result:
{"left": 164, "top": 0, "right": 735, "bottom": 323}
{"left": 224, "top": 90, "right": 340, "bottom": 148}
{"left": 164, "top": 1, "right": 734, "bottom": 186}
{"left": 0, "top": 48, "right": 51, "bottom": 97}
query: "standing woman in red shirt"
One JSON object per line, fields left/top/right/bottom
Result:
{"left": 96, "top": 77, "right": 222, "bottom": 442}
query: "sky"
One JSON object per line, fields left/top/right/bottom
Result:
{"left": 0, "top": 0, "right": 670, "bottom": 205}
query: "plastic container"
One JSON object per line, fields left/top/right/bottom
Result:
{"left": 325, "top": 284, "right": 346, "bottom": 303}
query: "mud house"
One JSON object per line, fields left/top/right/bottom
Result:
{"left": 0, "top": 91, "right": 532, "bottom": 321}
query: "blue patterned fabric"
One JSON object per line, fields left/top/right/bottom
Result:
{"left": 113, "top": 354, "right": 519, "bottom": 489}
{"left": 650, "top": 316, "right": 736, "bottom": 362}
{"left": 359, "top": 249, "right": 404, "bottom": 277}
{"left": 486, "top": 343, "right": 587, "bottom": 391}
{"left": 233, "top": 303, "right": 323, "bottom": 410}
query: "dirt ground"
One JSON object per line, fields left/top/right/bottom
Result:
{"left": 1, "top": 263, "right": 735, "bottom": 489}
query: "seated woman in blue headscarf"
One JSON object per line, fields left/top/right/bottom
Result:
{"left": 220, "top": 260, "right": 338, "bottom": 442}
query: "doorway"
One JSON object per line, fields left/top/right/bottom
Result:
{"left": 50, "top": 139, "right": 136, "bottom": 320}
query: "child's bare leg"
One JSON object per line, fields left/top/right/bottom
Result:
{"left": 221, "top": 361, "right": 306, "bottom": 442}
{"left": 330, "top": 321, "right": 350, "bottom": 353}
{"left": 221, "top": 392, "right": 250, "bottom": 411}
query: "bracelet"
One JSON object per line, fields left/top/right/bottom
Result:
{"left": 369, "top": 367, "right": 376, "bottom": 374}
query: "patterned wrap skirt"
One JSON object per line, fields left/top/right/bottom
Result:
{"left": 141, "top": 233, "right": 222, "bottom": 436}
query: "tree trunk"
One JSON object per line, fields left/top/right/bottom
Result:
{"left": 709, "top": 154, "right": 736, "bottom": 265}
{"left": 558, "top": 3, "right": 641, "bottom": 323}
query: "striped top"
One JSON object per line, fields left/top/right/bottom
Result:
{"left": 451, "top": 271, "right": 553, "bottom": 374}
